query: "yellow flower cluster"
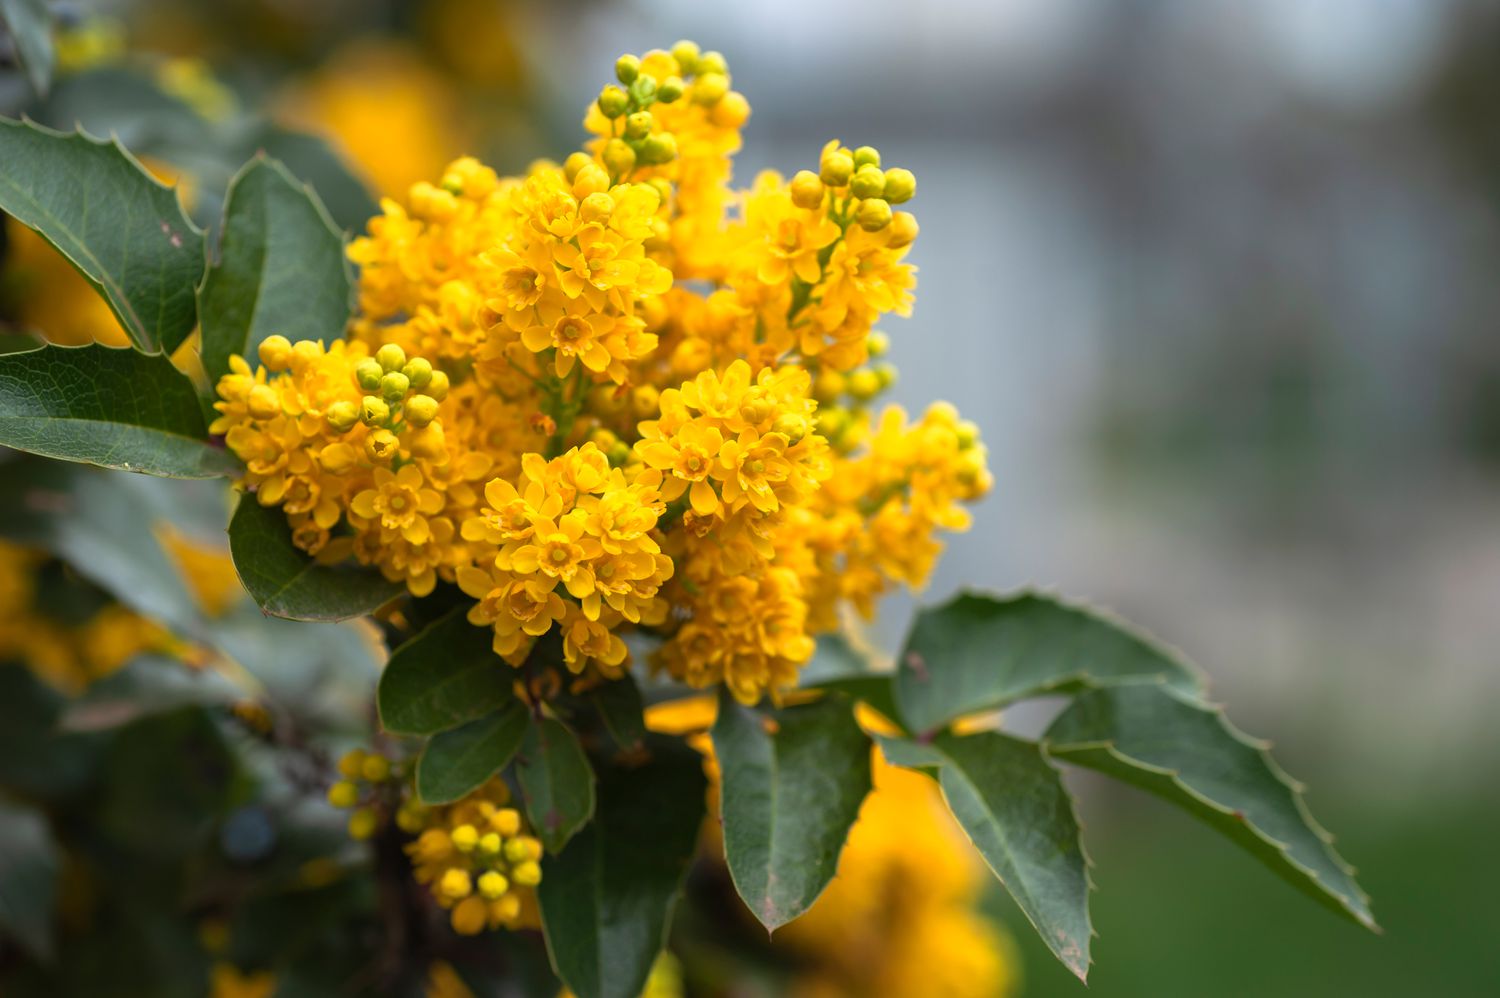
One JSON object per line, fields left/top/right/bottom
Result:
{"left": 212, "top": 41, "right": 989, "bottom": 704}
{"left": 401, "top": 779, "right": 544, "bottom": 935}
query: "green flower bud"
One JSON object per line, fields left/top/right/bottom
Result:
{"left": 597, "top": 84, "right": 629, "bottom": 119}
{"left": 657, "top": 75, "right": 685, "bottom": 103}
{"left": 375, "top": 343, "right": 406, "bottom": 373}
{"left": 882, "top": 167, "right": 916, "bottom": 203}
{"left": 671, "top": 40, "right": 701, "bottom": 74}
{"left": 956, "top": 420, "right": 980, "bottom": 450}
{"left": 820, "top": 149, "right": 854, "bottom": 187}
{"left": 379, "top": 371, "right": 410, "bottom": 402}
{"left": 625, "top": 111, "right": 654, "bottom": 140}
{"left": 873, "top": 362, "right": 898, "bottom": 389}
{"left": 629, "top": 74, "right": 657, "bottom": 104}
{"left": 790, "top": 170, "right": 825, "bottom": 210}
{"left": 404, "top": 394, "right": 439, "bottom": 428}
{"left": 401, "top": 357, "right": 433, "bottom": 388}
{"left": 867, "top": 330, "right": 890, "bottom": 357}
{"left": 355, "top": 358, "right": 384, "bottom": 391}
{"left": 603, "top": 138, "right": 637, "bottom": 177}
{"left": 325, "top": 400, "right": 360, "bottom": 432}
{"left": 360, "top": 396, "right": 390, "bottom": 426}
{"left": 817, "top": 406, "right": 849, "bottom": 440}
{"left": 639, "top": 132, "right": 679, "bottom": 166}
{"left": 849, "top": 165, "right": 886, "bottom": 200}
{"left": 856, "top": 197, "right": 893, "bottom": 231}
{"left": 327, "top": 781, "right": 359, "bottom": 809}
{"left": 615, "top": 54, "right": 640, "bottom": 84}
{"left": 692, "top": 72, "right": 729, "bottom": 106}
{"left": 698, "top": 50, "right": 728, "bottom": 75}
{"left": 853, "top": 145, "right": 881, "bottom": 169}
{"left": 426, "top": 369, "right": 450, "bottom": 401}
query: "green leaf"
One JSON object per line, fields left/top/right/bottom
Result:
{"left": 0, "top": 118, "right": 204, "bottom": 352}
{"left": 1045, "top": 682, "right": 1377, "bottom": 930}
{"left": 0, "top": 0, "right": 53, "bottom": 97}
{"left": 199, "top": 156, "right": 354, "bottom": 385}
{"left": 884, "top": 729, "right": 1093, "bottom": 981}
{"left": 416, "top": 702, "right": 530, "bottom": 805}
{"left": 800, "top": 634, "right": 903, "bottom": 726}
{"left": 711, "top": 690, "right": 871, "bottom": 930}
{"left": 895, "top": 590, "right": 1204, "bottom": 734}
{"left": 0, "top": 344, "right": 240, "bottom": 478}
{"left": 516, "top": 717, "right": 597, "bottom": 854}
{"left": 229, "top": 493, "right": 401, "bottom": 622}
{"left": 0, "top": 797, "right": 59, "bottom": 961}
{"left": 224, "top": 124, "right": 378, "bottom": 233}
{"left": 537, "top": 738, "right": 705, "bottom": 998}
{"left": 377, "top": 606, "right": 515, "bottom": 737}
{"left": 590, "top": 675, "right": 647, "bottom": 751}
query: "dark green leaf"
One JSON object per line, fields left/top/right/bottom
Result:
{"left": 800, "top": 634, "right": 903, "bottom": 725}
{"left": 0, "top": 798, "right": 59, "bottom": 961}
{"left": 417, "top": 702, "right": 530, "bottom": 805}
{"left": 1045, "top": 682, "right": 1377, "bottom": 930}
{"left": 537, "top": 738, "right": 705, "bottom": 998}
{"left": 0, "top": 0, "right": 53, "bottom": 97}
{"left": 895, "top": 590, "right": 1204, "bottom": 734}
{"left": 0, "top": 344, "right": 239, "bottom": 477}
{"left": 0, "top": 118, "right": 203, "bottom": 352}
{"left": 711, "top": 690, "right": 871, "bottom": 930}
{"left": 516, "top": 717, "right": 596, "bottom": 854}
{"left": 884, "top": 729, "right": 1093, "bottom": 980}
{"left": 199, "top": 156, "right": 354, "bottom": 385}
{"left": 590, "top": 675, "right": 647, "bottom": 751}
{"left": 377, "top": 606, "right": 515, "bottom": 736}
{"left": 229, "top": 493, "right": 401, "bottom": 621}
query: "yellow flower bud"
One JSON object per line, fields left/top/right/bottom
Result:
{"left": 426, "top": 369, "right": 450, "bottom": 401}
{"left": 401, "top": 357, "right": 433, "bottom": 389}
{"left": 603, "top": 138, "right": 636, "bottom": 178}
{"left": 956, "top": 420, "right": 980, "bottom": 450}
{"left": 629, "top": 74, "right": 657, "bottom": 103}
{"left": 478, "top": 832, "right": 503, "bottom": 856}
{"left": 477, "top": 870, "right": 510, "bottom": 900}
{"left": 657, "top": 76, "right": 684, "bottom": 103}
{"left": 692, "top": 72, "right": 729, "bottom": 106}
{"left": 325, "top": 400, "right": 360, "bottom": 433}
{"left": 495, "top": 894, "right": 522, "bottom": 922}
{"left": 451, "top": 824, "right": 480, "bottom": 853}
{"left": 511, "top": 860, "right": 542, "bottom": 887}
{"left": 887, "top": 210, "right": 919, "bottom": 248}
{"left": 396, "top": 803, "right": 426, "bottom": 835}
{"left": 360, "top": 754, "right": 390, "bottom": 783}
{"left": 813, "top": 369, "right": 845, "bottom": 401}
{"left": 327, "top": 781, "right": 359, "bottom": 809}
{"left": 563, "top": 151, "right": 592, "bottom": 182}
{"left": 772, "top": 413, "right": 809, "bottom": 445}
{"left": 847, "top": 368, "right": 881, "bottom": 400}
{"left": 502, "top": 837, "right": 529, "bottom": 863}
{"left": 882, "top": 167, "right": 916, "bottom": 203}
{"left": 817, "top": 407, "right": 849, "bottom": 440}
{"left": 439, "top": 868, "right": 473, "bottom": 900}
{"left": 360, "top": 396, "right": 390, "bottom": 426}
{"left": 451, "top": 895, "right": 487, "bottom": 935}
{"left": 404, "top": 394, "right": 439, "bottom": 428}
{"left": 790, "top": 170, "right": 824, "bottom": 210}
{"left": 615, "top": 54, "right": 640, "bottom": 84}
{"left": 856, "top": 197, "right": 893, "bottom": 231}
{"left": 867, "top": 330, "right": 890, "bottom": 357}
{"left": 624, "top": 111, "right": 653, "bottom": 140}
{"left": 580, "top": 191, "right": 615, "bottom": 223}
{"left": 698, "top": 50, "right": 728, "bottom": 75}
{"left": 820, "top": 149, "right": 854, "bottom": 187}
{"left": 853, "top": 145, "right": 881, "bottom": 169}
{"left": 379, "top": 371, "right": 410, "bottom": 402}
{"left": 849, "top": 165, "right": 885, "bottom": 200}
{"left": 491, "top": 808, "right": 522, "bottom": 838}
{"left": 597, "top": 84, "right": 629, "bottom": 119}
{"left": 257, "top": 334, "right": 292, "bottom": 370}
{"left": 375, "top": 343, "right": 406, "bottom": 373}
{"left": 355, "top": 357, "right": 384, "bottom": 390}
{"left": 874, "top": 362, "right": 898, "bottom": 389}
{"left": 572, "top": 163, "right": 610, "bottom": 199}
{"left": 671, "top": 40, "right": 701, "bottom": 74}
{"left": 712, "top": 91, "right": 750, "bottom": 128}
{"left": 247, "top": 385, "right": 280, "bottom": 420}
{"left": 347, "top": 807, "right": 378, "bottom": 841}
{"left": 337, "top": 750, "right": 366, "bottom": 779}
{"left": 319, "top": 442, "right": 358, "bottom": 474}
{"left": 639, "top": 132, "right": 678, "bottom": 166}
{"left": 365, "top": 428, "right": 400, "bottom": 462}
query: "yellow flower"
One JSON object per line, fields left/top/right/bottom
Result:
{"left": 351, "top": 464, "right": 445, "bottom": 545}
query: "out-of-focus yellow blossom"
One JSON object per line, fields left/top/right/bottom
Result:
{"left": 155, "top": 56, "right": 236, "bottom": 121}
{"left": 1, "top": 223, "right": 129, "bottom": 346}
{"left": 208, "top": 963, "right": 275, "bottom": 998}
{"left": 425, "top": 960, "right": 476, "bottom": 998}
{"left": 217, "top": 41, "right": 988, "bottom": 706}
{"left": 156, "top": 525, "right": 242, "bottom": 618}
{"left": 779, "top": 752, "right": 1018, "bottom": 998}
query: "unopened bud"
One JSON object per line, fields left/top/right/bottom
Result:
{"left": 603, "top": 138, "right": 636, "bottom": 177}
{"left": 360, "top": 396, "right": 390, "bottom": 426}
{"left": 375, "top": 343, "right": 406, "bottom": 373}
{"left": 639, "top": 132, "right": 678, "bottom": 165}
{"left": 849, "top": 165, "right": 885, "bottom": 200}
{"left": 404, "top": 394, "right": 439, "bottom": 428}
{"left": 692, "top": 72, "right": 729, "bottom": 106}
{"left": 451, "top": 824, "right": 479, "bottom": 852}
{"left": 439, "top": 868, "right": 472, "bottom": 900}
{"left": 712, "top": 91, "right": 750, "bottom": 128}
{"left": 625, "top": 111, "right": 653, "bottom": 140}
{"left": 882, "top": 167, "right": 916, "bottom": 203}
{"left": 478, "top": 871, "right": 510, "bottom": 900}
{"left": 856, "top": 197, "right": 893, "bottom": 231}
{"left": 580, "top": 191, "right": 615, "bottom": 223}
{"left": 379, "top": 371, "right": 410, "bottom": 402}
{"left": 426, "top": 370, "right": 451, "bottom": 401}
{"left": 572, "top": 162, "right": 610, "bottom": 198}
{"left": 355, "top": 358, "right": 384, "bottom": 390}
{"left": 867, "top": 330, "right": 890, "bottom": 357}
{"left": 956, "top": 420, "right": 980, "bottom": 450}
{"left": 511, "top": 860, "right": 542, "bottom": 887}
{"left": 327, "top": 781, "right": 359, "bottom": 809}
{"left": 853, "top": 146, "right": 881, "bottom": 169}
{"left": 365, "top": 428, "right": 400, "bottom": 462}
{"left": 563, "top": 151, "right": 592, "bottom": 182}
{"left": 248, "top": 385, "right": 280, "bottom": 420}
{"left": 657, "top": 76, "right": 684, "bottom": 103}
{"left": 360, "top": 754, "right": 390, "bottom": 782}
{"left": 347, "top": 808, "right": 378, "bottom": 841}
{"left": 597, "top": 85, "right": 629, "bottom": 119}
{"left": 773, "top": 413, "right": 809, "bottom": 444}
{"left": 671, "top": 40, "right": 701, "bottom": 74}
{"left": 629, "top": 74, "right": 657, "bottom": 104}
{"left": 873, "top": 362, "right": 898, "bottom": 389}
{"left": 887, "top": 211, "right": 919, "bottom": 248}
{"left": 820, "top": 149, "right": 854, "bottom": 187}
{"left": 257, "top": 334, "right": 292, "bottom": 370}
{"left": 790, "top": 170, "right": 824, "bottom": 210}
{"left": 847, "top": 368, "right": 881, "bottom": 400}
{"left": 401, "top": 357, "right": 433, "bottom": 389}
{"left": 698, "top": 50, "right": 728, "bottom": 75}
{"left": 615, "top": 54, "right": 640, "bottom": 85}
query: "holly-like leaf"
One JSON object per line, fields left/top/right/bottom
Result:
{"left": 0, "top": 797, "right": 60, "bottom": 961}
{"left": 377, "top": 606, "right": 515, "bottom": 737}
{"left": 224, "top": 124, "right": 378, "bottom": 234}
{"left": 712, "top": 690, "right": 871, "bottom": 930}
{"left": 590, "top": 675, "right": 647, "bottom": 751}
{"left": 199, "top": 156, "right": 354, "bottom": 385}
{"left": 416, "top": 702, "right": 530, "bottom": 805}
{"left": 1046, "top": 682, "right": 1377, "bottom": 930}
{"left": 229, "top": 494, "right": 401, "bottom": 622}
{"left": 537, "top": 738, "right": 705, "bottom": 998}
{"left": 0, "top": 118, "right": 203, "bottom": 352}
{"left": 0, "top": 344, "right": 240, "bottom": 478}
{"left": 883, "top": 729, "right": 1093, "bottom": 981}
{"left": 0, "top": 0, "right": 54, "bottom": 97}
{"left": 516, "top": 717, "right": 597, "bottom": 854}
{"left": 895, "top": 590, "right": 1204, "bottom": 735}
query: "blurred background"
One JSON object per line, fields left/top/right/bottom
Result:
{"left": 5, "top": 0, "right": 1499, "bottom": 994}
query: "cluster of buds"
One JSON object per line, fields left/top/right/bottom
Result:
{"left": 789, "top": 142, "right": 917, "bottom": 241}
{"left": 813, "top": 330, "right": 901, "bottom": 453}
{"left": 326, "top": 747, "right": 397, "bottom": 840}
